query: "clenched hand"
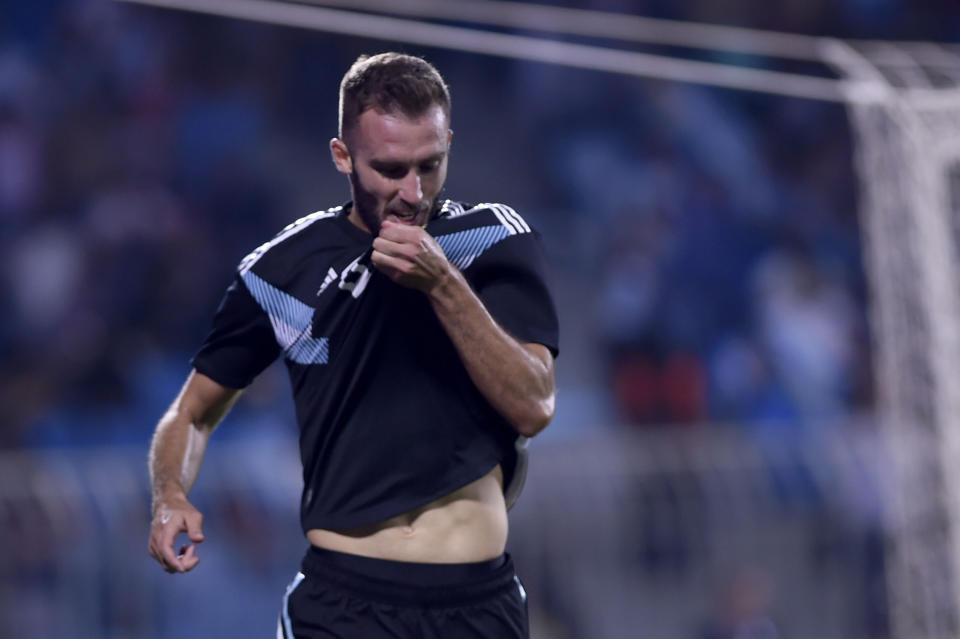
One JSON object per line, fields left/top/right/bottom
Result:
{"left": 148, "top": 494, "right": 205, "bottom": 574}
{"left": 371, "top": 220, "right": 454, "bottom": 292}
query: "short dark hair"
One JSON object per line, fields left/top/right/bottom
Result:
{"left": 338, "top": 52, "right": 451, "bottom": 139}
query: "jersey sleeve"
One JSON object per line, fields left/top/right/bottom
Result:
{"left": 467, "top": 230, "right": 560, "bottom": 357}
{"left": 190, "top": 274, "right": 281, "bottom": 388}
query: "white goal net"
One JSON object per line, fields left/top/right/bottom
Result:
{"left": 831, "top": 41, "right": 960, "bottom": 639}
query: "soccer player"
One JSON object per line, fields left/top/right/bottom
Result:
{"left": 147, "top": 52, "right": 559, "bottom": 638}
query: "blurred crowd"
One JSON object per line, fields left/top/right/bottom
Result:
{"left": 582, "top": 89, "right": 873, "bottom": 426}
{"left": 1, "top": 0, "right": 958, "bottom": 452}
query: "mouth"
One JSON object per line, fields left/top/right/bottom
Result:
{"left": 385, "top": 210, "right": 424, "bottom": 226}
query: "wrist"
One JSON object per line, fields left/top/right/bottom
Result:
{"left": 152, "top": 482, "right": 187, "bottom": 509}
{"left": 426, "top": 263, "right": 467, "bottom": 307}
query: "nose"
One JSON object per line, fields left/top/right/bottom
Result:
{"left": 398, "top": 171, "right": 423, "bottom": 205}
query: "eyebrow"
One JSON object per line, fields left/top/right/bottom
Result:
{"left": 369, "top": 152, "right": 446, "bottom": 170}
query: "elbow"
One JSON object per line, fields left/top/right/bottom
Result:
{"left": 514, "top": 394, "right": 555, "bottom": 438}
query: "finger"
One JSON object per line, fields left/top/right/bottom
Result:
{"left": 378, "top": 221, "right": 422, "bottom": 242}
{"left": 373, "top": 237, "right": 418, "bottom": 260}
{"left": 157, "top": 518, "right": 186, "bottom": 572}
{"left": 375, "top": 224, "right": 421, "bottom": 250}
{"left": 380, "top": 225, "right": 442, "bottom": 259}
{"left": 149, "top": 541, "right": 165, "bottom": 566}
{"left": 371, "top": 250, "right": 410, "bottom": 276}
{"left": 161, "top": 547, "right": 184, "bottom": 572}
{"left": 372, "top": 236, "right": 401, "bottom": 254}
{"left": 148, "top": 544, "right": 163, "bottom": 569}
{"left": 185, "top": 512, "right": 205, "bottom": 543}
{"left": 179, "top": 544, "right": 201, "bottom": 571}
{"left": 151, "top": 541, "right": 177, "bottom": 573}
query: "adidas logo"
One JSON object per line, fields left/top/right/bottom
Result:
{"left": 317, "top": 267, "right": 338, "bottom": 296}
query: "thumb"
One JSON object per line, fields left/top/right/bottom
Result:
{"left": 186, "top": 513, "right": 205, "bottom": 543}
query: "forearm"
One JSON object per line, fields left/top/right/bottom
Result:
{"left": 148, "top": 372, "right": 239, "bottom": 508}
{"left": 428, "top": 268, "right": 555, "bottom": 437}
{"left": 149, "top": 410, "right": 211, "bottom": 507}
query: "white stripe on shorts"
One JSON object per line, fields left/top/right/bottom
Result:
{"left": 278, "top": 571, "right": 305, "bottom": 639}
{"left": 514, "top": 575, "right": 527, "bottom": 604}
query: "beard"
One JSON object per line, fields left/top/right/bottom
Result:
{"left": 349, "top": 169, "right": 384, "bottom": 235}
{"left": 349, "top": 164, "right": 442, "bottom": 235}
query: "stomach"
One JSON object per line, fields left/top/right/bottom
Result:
{"left": 306, "top": 465, "right": 508, "bottom": 563}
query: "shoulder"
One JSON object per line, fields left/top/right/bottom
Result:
{"left": 237, "top": 206, "right": 345, "bottom": 276}
{"left": 432, "top": 200, "right": 535, "bottom": 236}
{"left": 430, "top": 200, "right": 541, "bottom": 271}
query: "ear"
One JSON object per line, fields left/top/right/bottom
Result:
{"left": 330, "top": 138, "right": 352, "bottom": 174}
{"left": 447, "top": 129, "right": 453, "bottom": 147}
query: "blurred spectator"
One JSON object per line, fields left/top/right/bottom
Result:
{"left": 752, "top": 246, "right": 858, "bottom": 419}
{"left": 699, "top": 567, "right": 781, "bottom": 639}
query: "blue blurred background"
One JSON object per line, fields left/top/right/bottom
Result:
{"left": 1, "top": 1, "right": 958, "bottom": 638}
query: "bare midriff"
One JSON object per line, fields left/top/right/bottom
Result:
{"left": 306, "top": 465, "right": 508, "bottom": 564}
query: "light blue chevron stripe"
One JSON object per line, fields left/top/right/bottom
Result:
{"left": 241, "top": 271, "right": 328, "bottom": 365}
{"left": 436, "top": 225, "right": 511, "bottom": 270}
{"left": 290, "top": 332, "right": 329, "bottom": 364}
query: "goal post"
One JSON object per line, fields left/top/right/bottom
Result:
{"left": 837, "top": 50, "right": 960, "bottom": 636}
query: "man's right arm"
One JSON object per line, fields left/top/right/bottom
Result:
{"left": 147, "top": 370, "right": 241, "bottom": 574}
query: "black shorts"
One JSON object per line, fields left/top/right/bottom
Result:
{"left": 277, "top": 547, "right": 529, "bottom": 639}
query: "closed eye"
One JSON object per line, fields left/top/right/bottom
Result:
{"left": 373, "top": 164, "right": 408, "bottom": 180}
{"left": 370, "top": 154, "right": 443, "bottom": 179}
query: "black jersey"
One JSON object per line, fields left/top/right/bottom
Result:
{"left": 191, "top": 200, "right": 559, "bottom": 532}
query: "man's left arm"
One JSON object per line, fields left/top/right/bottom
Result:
{"left": 372, "top": 220, "right": 556, "bottom": 437}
